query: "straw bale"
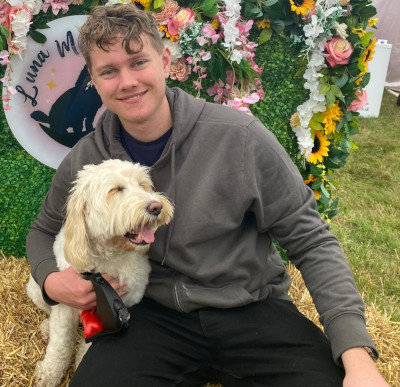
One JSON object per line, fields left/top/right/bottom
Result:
{"left": 1, "top": 255, "right": 398, "bottom": 386}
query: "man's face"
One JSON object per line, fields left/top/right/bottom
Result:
{"left": 89, "top": 35, "right": 171, "bottom": 135}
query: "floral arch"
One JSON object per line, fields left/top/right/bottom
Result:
{"left": 1, "top": 0, "right": 377, "bottom": 221}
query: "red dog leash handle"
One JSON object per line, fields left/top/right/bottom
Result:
{"left": 80, "top": 308, "right": 104, "bottom": 338}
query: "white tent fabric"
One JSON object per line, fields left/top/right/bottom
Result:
{"left": 372, "top": 0, "right": 400, "bottom": 96}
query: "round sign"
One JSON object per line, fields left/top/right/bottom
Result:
{"left": 4, "top": 15, "right": 105, "bottom": 169}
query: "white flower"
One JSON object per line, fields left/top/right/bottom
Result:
{"left": 224, "top": 0, "right": 241, "bottom": 18}
{"left": 222, "top": 18, "right": 240, "bottom": 49}
{"left": 230, "top": 49, "right": 242, "bottom": 64}
{"left": 163, "top": 39, "right": 182, "bottom": 62}
{"left": 10, "top": 8, "right": 32, "bottom": 37}
{"left": 24, "top": 0, "right": 43, "bottom": 15}
{"left": 333, "top": 21, "right": 348, "bottom": 39}
{"left": 303, "top": 15, "right": 324, "bottom": 39}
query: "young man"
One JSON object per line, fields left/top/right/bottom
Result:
{"left": 26, "top": 4, "right": 389, "bottom": 386}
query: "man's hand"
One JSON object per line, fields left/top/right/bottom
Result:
{"left": 342, "top": 347, "right": 389, "bottom": 387}
{"left": 44, "top": 267, "right": 127, "bottom": 310}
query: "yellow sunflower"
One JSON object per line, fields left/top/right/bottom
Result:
{"left": 303, "top": 174, "right": 322, "bottom": 200}
{"left": 133, "top": 0, "right": 152, "bottom": 8}
{"left": 322, "top": 102, "right": 342, "bottom": 136}
{"left": 308, "top": 130, "right": 330, "bottom": 164}
{"left": 289, "top": 0, "right": 315, "bottom": 16}
{"left": 360, "top": 37, "right": 376, "bottom": 73}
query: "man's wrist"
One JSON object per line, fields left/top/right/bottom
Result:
{"left": 364, "top": 346, "right": 378, "bottom": 362}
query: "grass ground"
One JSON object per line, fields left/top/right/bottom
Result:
{"left": 330, "top": 90, "right": 400, "bottom": 322}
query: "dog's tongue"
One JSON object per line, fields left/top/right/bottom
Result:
{"left": 139, "top": 228, "right": 155, "bottom": 243}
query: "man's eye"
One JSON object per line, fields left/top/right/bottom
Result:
{"left": 102, "top": 69, "right": 115, "bottom": 76}
{"left": 135, "top": 60, "right": 146, "bottom": 67}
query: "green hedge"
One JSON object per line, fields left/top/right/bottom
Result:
{"left": 1, "top": 34, "right": 306, "bottom": 257}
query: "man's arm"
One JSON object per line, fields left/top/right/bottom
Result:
{"left": 342, "top": 347, "right": 389, "bottom": 386}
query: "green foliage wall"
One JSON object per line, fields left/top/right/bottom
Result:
{"left": 0, "top": 105, "right": 54, "bottom": 256}
{"left": 1, "top": 34, "right": 307, "bottom": 257}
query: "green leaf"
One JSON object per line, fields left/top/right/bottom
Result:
{"left": 153, "top": 0, "right": 164, "bottom": 9}
{"left": 33, "top": 23, "right": 50, "bottom": 30}
{"left": 320, "top": 83, "right": 331, "bottom": 95}
{"left": 270, "top": 19, "right": 286, "bottom": 31}
{"left": 1, "top": 26, "right": 11, "bottom": 39}
{"left": 360, "top": 31, "right": 374, "bottom": 47}
{"left": 217, "top": 54, "right": 226, "bottom": 84}
{"left": 28, "top": 30, "right": 47, "bottom": 44}
{"left": 335, "top": 73, "right": 349, "bottom": 88}
{"left": 326, "top": 90, "right": 336, "bottom": 107}
{"left": 320, "top": 185, "right": 330, "bottom": 199}
{"left": 313, "top": 112, "right": 324, "bottom": 122}
{"left": 259, "top": 28, "right": 273, "bottom": 45}
{"left": 203, "top": 6, "right": 219, "bottom": 17}
{"left": 309, "top": 119, "right": 324, "bottom": 131}
{"left": 198, "top": 0, "right": 216, "bottom": 12}
{"left": 312, "top": 180, "right": 322, "bottom": 190}
{"left": 265, "top": 0, "right": 279, "bottom": 6}
{"left": 331, "top": 85, "right": 344, "bottom": 99}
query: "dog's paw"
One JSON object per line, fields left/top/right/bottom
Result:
{"left": 34, "top": 360, "right": 62, "bottom": 387}
{"left": 39, "top": 319, "right": 50, "bottom": 343}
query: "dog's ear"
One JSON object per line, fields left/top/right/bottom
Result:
{"left": 63, "top": 186, "right": 90, "bottom": 273}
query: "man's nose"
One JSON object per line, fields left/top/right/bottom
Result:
{"left": 119, "top": 68, "right": 139, "bottom": 89}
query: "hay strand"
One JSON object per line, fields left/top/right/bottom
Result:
{"left": 1, "top": 255, "right": 398, "bottom": 386}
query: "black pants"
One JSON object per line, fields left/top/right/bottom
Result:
{"left": 71, "top": 297, "right": 344, "bottom": 387}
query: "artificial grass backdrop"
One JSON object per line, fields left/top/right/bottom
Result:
{"left": 0, "top": 34, "right": 308, "bottom": 257}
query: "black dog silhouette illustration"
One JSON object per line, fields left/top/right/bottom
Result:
{"left": 30, "top": 65, "right": 103, "bottom": 148}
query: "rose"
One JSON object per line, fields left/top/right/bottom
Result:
{"left": 325, "top": 37, "right": 354, "bottom": 67}
{"left": 169, "top": 57, "right": 191, "bottom": 82}
{"left": 348, "top": 89, "right": 368, "bottom": 112}
{"left": 167, "top": 8, "right": 196, "bottom": 36}
{"left": 152, "top": 0, "right": 179, "bottom": 25}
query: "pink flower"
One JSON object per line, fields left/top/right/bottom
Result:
{"left": 348, "top": 89, "right": 368, "bottom": 111}
{"left": 193, "top": 80, "right": 203, "bottom": 90}
{"left": 5, "top": 85, "right": 16, "bottom": 94}
{"left": 167, "top": 8, "right": 196, "bottom": 36}
{"left": 169, "top": 57, "right": 191, "bottom": 82}
{"left": 42, "top": 0, "right": 71, "bottom": 16}
{"left": 325, "top": 37, "right": 354, "bottom": 67}
{"left": 0, "top": 1, "right": 11, "bottom": 30}
{"left": 0, "top": 50, "right": 10, "bottom": 65}
{"left": 152, "top": 0, "right": 179, "bottom": 25}
{"left": 202, "top": 24, "right": 219, "bottom": 44}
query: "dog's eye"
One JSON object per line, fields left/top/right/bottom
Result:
{"left": 139, "top": 182, "right": 153, "bottom": 192}
{"left": 109, "top": 186, "right": 125, "bottom": 195}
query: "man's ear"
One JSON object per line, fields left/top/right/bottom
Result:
{"left": 162, "top": 46, "right": 172, "bottom": 79}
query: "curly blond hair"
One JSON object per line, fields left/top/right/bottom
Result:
{"left": 78, "top": 3, "right": 164, "bottom": 70}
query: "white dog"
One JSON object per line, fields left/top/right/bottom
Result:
{"left": 27, "top": 159, "right": 174, "bottom": 387}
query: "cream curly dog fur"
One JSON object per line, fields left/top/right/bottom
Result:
{"left": 27, "top": 159, "right": 174, "bottom": 387}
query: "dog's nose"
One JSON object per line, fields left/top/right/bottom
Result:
{"left": 147, "top": 201, "right": 162, "bottom": 216}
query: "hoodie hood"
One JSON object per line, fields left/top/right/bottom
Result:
{"left": 93, "top": 87, "right": 207, "bottom": 166}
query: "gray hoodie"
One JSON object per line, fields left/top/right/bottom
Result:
{"left": 27, "top": 87, "right": 376, "bottom": 364}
